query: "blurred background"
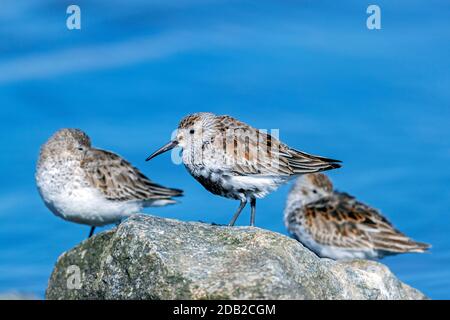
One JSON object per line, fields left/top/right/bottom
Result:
{"left": 0, "top": 0, "right": 449, "bottom": 299}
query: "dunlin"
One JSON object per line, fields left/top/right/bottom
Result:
{"left": 284, "top": 173, "right": 430, "bottom": 260}
{"left": 36, "top": 128, "right": 183, "bottom": 238}
{"left": 146, "top": 112, "right": 341, "bottom": 226}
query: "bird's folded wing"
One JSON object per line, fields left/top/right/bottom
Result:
{"left": 81, "top": 148, "right": 182, "bottom": 201}
{"left": 304, "top": 193, "right": 429, "bottom": 252}
{"left": 215, "top": 115, "right": 340, "bottom": 176}
{"left": 214, "top": 115, "right": 292, "bottom": 176}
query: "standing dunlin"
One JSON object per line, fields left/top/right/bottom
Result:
{"left": 36, "top": 128, "right": 183, "bottom": 238}
{"left": 284, "top": 173, "right": 430, "bottom": 260}
{"left": 146, "top": 112, "right": 341, "bottom": 226}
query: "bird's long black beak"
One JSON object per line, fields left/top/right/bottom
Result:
{"left": 146, "top": 140, "right": 178, "bottom": 161}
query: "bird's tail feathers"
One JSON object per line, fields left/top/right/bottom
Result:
{"left": 373, "top": 235, "right": 431, "bottom": 254}
{"left": 289, "top": 149, "right": 342, "bottom": 174}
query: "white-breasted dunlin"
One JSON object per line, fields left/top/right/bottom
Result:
{"left": 284, "top": 173, "right": 430, "bottom": 260}
{"left": 36, "top": 128, "right": 183, "bottom": 238}
{"left": 146, "top": 112, "right": 341, "bottom": 226}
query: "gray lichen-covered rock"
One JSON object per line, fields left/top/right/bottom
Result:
{"left": 46, "top": 215, "right": 426, "bottom": 300}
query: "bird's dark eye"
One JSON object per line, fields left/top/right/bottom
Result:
{"left": 78, "top": 147, "right": 84, "bottom": 151}
{"left": 312, "top": 189, "right": 317, "bottom": 194}
{"left": 189, "top": 129, "right": 195, "bottom": 134}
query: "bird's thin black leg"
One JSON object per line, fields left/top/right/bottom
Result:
{"left": 250, "top": 197, "right": 256, "bottom": 226}
{"left": 228, "top": 199, "right": 247, "bottom": 226}
{"left": 88, "top": 226, "right": 96, "bottom": 238}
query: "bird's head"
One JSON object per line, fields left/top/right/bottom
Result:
{"left": 40, "top": 128, "right": 91, "bottom": 161}
{"left": 146, "top": 112, "right": 216, "bottom": 161}
{"left": 290, "top": 173, "right": 334, "bottom": 204}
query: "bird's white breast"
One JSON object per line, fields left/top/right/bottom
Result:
{"left": 227, "top": 175, "right": 286, "bottom": 198}
{"left": 36, "top": 160, "right": 139, "bottom": 226}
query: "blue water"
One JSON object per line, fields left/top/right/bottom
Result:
{"left": 0, "top": 0, "right": 449, "bottom": 299}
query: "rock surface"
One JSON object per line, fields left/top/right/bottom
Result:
{"left": 46, "top": 214, "right": 426, "bottom": 300}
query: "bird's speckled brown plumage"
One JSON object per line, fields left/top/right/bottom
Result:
{"left": 81, "top": 148, "right": 182, "bottom": 202}
{"left": 36, "top": 128, "right": 183, "bottom": 236}
{"left": 284, "top": 173, "right": 430, "bottom": 259}
{"left": 148, "top": 112, "right": 341, "bottom": 227}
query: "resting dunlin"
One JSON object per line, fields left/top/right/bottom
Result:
{"left": 36, "top": 128, "right": 183, "bottom": 238}
{"left": 146, "top": 112, "right": 341, "bottom": 226}
{"left": 284, "top": 173, "right": 430, "bottom": 260}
